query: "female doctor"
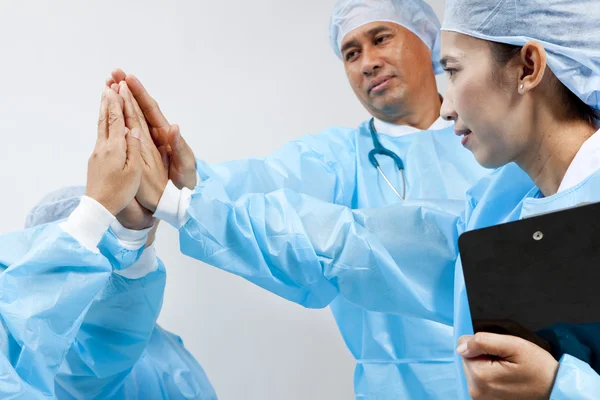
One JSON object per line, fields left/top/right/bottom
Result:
{"left": 438, "top": 0, "right": 600, "bottom": 398}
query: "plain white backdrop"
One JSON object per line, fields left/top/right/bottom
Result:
{"left": 0, "top": 1, "right": 446, "bottom": 398}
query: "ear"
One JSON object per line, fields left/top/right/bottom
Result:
{"left": 518, "top": 41, "right": 547, "bottom": 94}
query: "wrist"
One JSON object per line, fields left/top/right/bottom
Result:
{"left": 117, "top": 215, "right": 154, "bottom": 230}
{"left": 86, "top": 191, "right": 120, "bottom": 216}
{"left": 60, "top": 196, "right": 116, "bottom": 252}
{"left": 145, "top": 221, "right": 160, "bottom": 247}
{"left": 150, "top": 179, "right": 169, "bottom": 213}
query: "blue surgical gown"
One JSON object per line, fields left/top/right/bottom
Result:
{"left": 0, "top": 223, "right": 112, "bottom": 398}
{"left": 0, "top": 224, "right": 216, "bottom": 399}
{"left": 178, "top": 120, "right": 488, "bottom": 398}
{"left": 452, "top": 163, "right": 600, "bottom": 399}
{"left": 106, "top": 325, "right": 217, "bottom": 399}
{"left": 54, "top": 231, "right": 167, "bottom": 399}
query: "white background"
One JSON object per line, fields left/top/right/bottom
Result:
{"left": 0, "top": 1, "right": 445, "bottom": 398}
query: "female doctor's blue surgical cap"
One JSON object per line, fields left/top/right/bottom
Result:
{"left": 25, "top": 186, "right": 86, "bottom": 228}
{"left": 442, "top": 0, "right": 600, "bottom": 110}
{"left": 329, "top": 0, "right": 443, "bottom": 74}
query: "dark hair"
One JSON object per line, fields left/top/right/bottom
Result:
{"left": 489, "top": 41, "right": 599, "bottom": 127}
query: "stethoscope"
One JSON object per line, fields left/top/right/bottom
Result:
{"left": 368, "top": 118, "right": 406, "bottom": 200}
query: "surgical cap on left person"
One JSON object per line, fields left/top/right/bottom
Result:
{"left": 442, "top": 0, "right": 600, "bottom": 110}
{"left": 25, "top": 186, "right": 86, "bottom": 228}
{"left": 329, "top": 0, "right": 443, "bottom": 74}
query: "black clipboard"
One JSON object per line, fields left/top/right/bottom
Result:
{"left": 458, "top": 201, "right": 600, "bottom": 370}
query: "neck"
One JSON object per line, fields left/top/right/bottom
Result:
{"left": 378, "top": 86, "right": 442, "bottom": 130}
{"left": 517, "top": 116, "right": 597, "bottom": 196}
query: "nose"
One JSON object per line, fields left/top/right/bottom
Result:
{"left": 440, "top": 94, "right": 457, "bottom": 122}
{"left": 361, "top": 47, "right": 383, "bottom": 76}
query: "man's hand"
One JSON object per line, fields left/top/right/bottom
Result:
{"left": 457, "top": 332, "right": 559, "bottom": 400}
{"left": 119, "top": 81, "right": 169, "bottom": 213}
{"left": 86, "top": 87, "right": 142, "bottom": 216}
{"left": 107, "top": 69, "right": 197, "bottom": 190}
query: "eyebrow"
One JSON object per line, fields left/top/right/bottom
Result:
{"left": 341, "top": 39, "right": 360, "bottom": 55}
{"left": 439, "top": 55, "right": 460, "bottom": 69}
{"left": 340, "top": 26, "right": 394, "bottom": 55}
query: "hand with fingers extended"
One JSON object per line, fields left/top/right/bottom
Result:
{"left": 105, "top": 79, "right": 154, "bottom": 231}
{"left": 457, "top": 332, "right": 559, "bottom": 400}
{"left": 86, "top": 87, "right": 142, "bottom": 216}
{"left": 107, "top": 69, "right": 197, "bottom": 190}
{"left": 117, "top": 80, "right": 169, "bottom": 213}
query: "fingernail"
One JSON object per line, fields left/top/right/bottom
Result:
{"left": 132, "top": 128, "right": 141, "bottom": 139}
{"left": 456, "top": 343, "right": 468, "bottom": 355}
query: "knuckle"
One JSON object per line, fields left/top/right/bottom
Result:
{"left": 471, "top": 367, "right": 490, "bottom": 392}
{"left": 467, "top": 377, "right": 491, "bottom": 399}
{"left": 91, "top": 148, "right": 102, "bottom": 159}
{"left": 471, "top": 366, "right": 485, "bottom": 382}
{"left": 473, "top": 332, "right": 488, "bottom": 345}
{"left": 108, "top": 111, "right": 122, "bottom": 128}
{"left": 142, "top": 98, "right": 159, "bottom": 113}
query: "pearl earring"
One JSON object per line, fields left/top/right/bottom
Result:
{"left": 520, "top": 84, "right": 524, "bottom": 90}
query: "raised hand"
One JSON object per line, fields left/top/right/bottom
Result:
{"left": 86, "top": 87, "right": 142, "bottom": 216}
{"left": 118, "top": 81, "right": 169, "bottom": 213}
{"left": 107, "top": 69, "right": 197, "bottom": 190}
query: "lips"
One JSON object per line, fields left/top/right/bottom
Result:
{"left": 454, "top": 129, "right": 472, "bottom": 147}
{"left": 368, "top": 76, "right": 393, "bottom": 94}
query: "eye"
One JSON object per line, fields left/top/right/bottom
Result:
{"left": 375, "top": 35, "right": 390, "bottom": 45}
{"left": 345, "top": 50, "right": 360, "bottom": 62}
{"left": 444, "top": 68, "right": 457, "bottom": 78}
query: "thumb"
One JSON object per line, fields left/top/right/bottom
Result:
{"left": 169, "top": 124, "right": 193, "bottom": 154}
{"left": 126, "top": 127, "right": 142, "bottom": 166}
{"left": 168, "top": 124, "right": 183, "bottom": 152}
{"left": 457, "top": 333, "right": 517, "bottom": 359}
{"left": 169, "top": 124, "right": 195, "bottom": 164}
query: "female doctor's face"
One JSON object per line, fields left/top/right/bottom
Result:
{"left": 439, "top": 32, "right": 532, "bottom": 169}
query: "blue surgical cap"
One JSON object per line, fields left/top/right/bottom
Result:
{"left": 329, "top": 0, "right": 443, "bottom": 74}
{"left": 442, "top": 0, "right": 600, "bottom": 110}
{"left": 25, "top": 186, "right": 85, "bottom": 228}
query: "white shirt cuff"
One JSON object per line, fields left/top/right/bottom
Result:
{"left": 110, "top": 220, "right": 152, "bottom": 250}
{"left": 60, "top": 196, "right": 115, "bottom": 253}
{"left": 154, "top": 180, "right": 192, "bottom": 229}
{"left": 113, "top": 245, "right": 159, "bottom": 279}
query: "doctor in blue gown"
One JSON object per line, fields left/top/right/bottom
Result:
{"left": 440, "top": 0, "right": 600, "bottom": 398}
{"left": 113, "top": 0, "right": 600, "bottom": 398}
{"left": 106, "top": 0, "right": 488, "bottom": 397}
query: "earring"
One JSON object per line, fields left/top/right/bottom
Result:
{"left": 520, "top": 84, "right": 524, "bottom": 90}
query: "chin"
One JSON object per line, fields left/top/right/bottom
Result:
{"left": 371, "top": 98, "right": 403, "bottom": 117}
{"left": 474, "top": 151, "right": 507, "bottom": 169}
